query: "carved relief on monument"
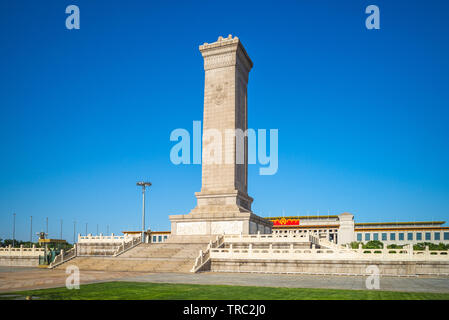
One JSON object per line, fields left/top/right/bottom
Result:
{"left": 207, "top": 197, "right": 225, "bottom": 205}
{"left": 177, "top": 222, "right": 207, "bottom": 235}
{"left": 211, "top": 221, "right": 243, "bottom": 235}
{"left": 210, "top": 82, "right": 228, "bottom": 106}
{"left": 203, "top": 53, "right": 236, "bottom": 70}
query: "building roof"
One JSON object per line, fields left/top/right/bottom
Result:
{"left": 355, "top": 221, "right": 445, "bottom": 226}
{"left": 355, "top": 226, "right": 449, "bottom": 232}
{"left": 274, "top": 225, "right": 340, "bottom": 229}
{"left": 122, "top": 230, "right": 170, "bottom": 234}
{"left": 265, "top": 215, "right": 339, "bottom": 220}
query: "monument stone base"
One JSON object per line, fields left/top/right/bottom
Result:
{"left": 169, "top": 191, "right": 272, "bottom": 236}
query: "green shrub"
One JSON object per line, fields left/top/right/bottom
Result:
{"left": 363, "top": 240, "right": 384, "bottom": 249}
{"left": 349, "top": 241, "right": 361, "bottom": 249}
{"left": 413, "top": 242, "right": 449, "bottom": 251}
{"left": 387, "top": 244, "right": 404, "bottom": 249}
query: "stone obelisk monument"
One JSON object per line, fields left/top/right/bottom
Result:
{"left": 169, "top": 35, "right": 272, "bottom": 235}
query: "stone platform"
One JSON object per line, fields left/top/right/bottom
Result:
{"left": 209, "top": 259, "right": 449, "bottom": 277}
{"left": 169, "top": 211, "right": 272, "bottom": 236}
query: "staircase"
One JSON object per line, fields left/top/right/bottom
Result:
{"left": 55, "top": 238, "right": 212, "bottom": 273}
{"left": 318, "top": 238, "right": 340, "bottom": 250}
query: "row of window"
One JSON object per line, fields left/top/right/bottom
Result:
{"left": 152, "top": 235, "right": 169, "bottom": 243}
{"left": 275, "top": 229, "right": 338, "bottom": 234}
{"left": 356, "top": 232, "right": 449, "bottom": 242}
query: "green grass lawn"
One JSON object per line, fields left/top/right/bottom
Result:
{"left": 1, "top": 282, "right": 449, "bottom": 300}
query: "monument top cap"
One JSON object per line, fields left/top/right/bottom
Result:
{"left": 199, "top": 35, "right": 253, "bottom": 71}
{"left": 199, "top": 34, "right": 240, "bottom": 51}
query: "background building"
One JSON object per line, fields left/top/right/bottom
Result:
{"left": 266, "top": 213, "right": 449, "bottom": 245}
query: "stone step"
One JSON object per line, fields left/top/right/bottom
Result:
{"left": 120, "top": 243, "right": 207, "bottom": 259}
{"left": 57, "top": 241, "right": 211, "bottom": 273}
{"left": 62, "top": 257, "right": 193, "bottom": 272}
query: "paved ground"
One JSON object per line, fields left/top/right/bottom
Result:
{"left": 1, "top": 266, "right": 449, "bottom": 294}
{"left": 120, "top": 272, "right": 449, "bottom": 293}
{"left": 0, "top": 266, "right": 146, "bottom": 293}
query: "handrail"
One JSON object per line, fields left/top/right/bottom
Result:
{"left": 113, "top": 237, "right": 142, "bottom": 257}
{"left": 49, "top": 245, "right": 78, "bottom": 269}
{"left": 224, "top": 232, "right": 320, "bottom": 245}
{"left": 78, "top": 233, "right": 138, "bottom": 243}
{"left": 318, "top": 238, "right": 341, "bottom": 250}
{"left": 191, "top": 235, "right": 224, "bottom": 273}
{"left": 0, "top": 245, "right": 45, "bottom": 256}
{"left": 49, "top": 236, "right": 142, "bottom": 268}
{"left": 209, "top": 243, "right": 449, "bottom": 261}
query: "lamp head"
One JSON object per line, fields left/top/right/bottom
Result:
{"left": 137, "top": 181, "right": 152, "bottom": 187}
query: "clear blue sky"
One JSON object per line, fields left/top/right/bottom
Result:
{"left": 1, "top": 0, "right": 448, "bottom": 242}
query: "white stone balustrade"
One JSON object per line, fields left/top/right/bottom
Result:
{"left": 77, "top": 233, "right": 139, "bottom": 244}
{"left": 224, "top": 232, "right": 319, "bottom": 245}
{"left": 210, "top": 244, "right": 449, "bottom": 261}
{"left": 0, "top": 245, "right": 44, "bottom": 257}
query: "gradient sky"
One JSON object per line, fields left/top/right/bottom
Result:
{"left": 1, "top": 0, "right": 448, "bottom": 242}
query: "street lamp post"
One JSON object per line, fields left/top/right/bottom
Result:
{"left": 30, "top": 216, "right": 33, "bottom": 247}
{"left": 136, "top": 181, "right": 151, "bottom": 243}
{"left": 12, "top": 213, "right": 16, "bottom": 248}
{"left": 73, "top": 221, "right": 76, "bottom": 244}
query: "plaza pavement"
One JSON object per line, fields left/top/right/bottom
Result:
{"left": 119, "top": 272, "right": 449, "bottom": 294}
{"left": 1, "top": 266, "right": 448, "bottom": 294}
{"left": 0, "top": 266, "right": 145, "bottom": 293}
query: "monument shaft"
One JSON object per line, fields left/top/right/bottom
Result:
{"left": 198, "top": 35, "right": 252, "bottom": 211}
{"left": 169, "top": 36, "right": 272, "bottom": 236}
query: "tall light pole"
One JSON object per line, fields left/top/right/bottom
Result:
{"left": 85, "top": 223, "right": 88, "bottom": 236}
{"left": 46, "top": 217, "right": 48, "bottom": 237}
{"left": 60, "top": 219, "right": 63, "bottom": 240}
{"left": 137, "top": 181, "right": 151, "bottom": 243}
{"left": 30, "top": 216, "right": 33, "bottom": 247}
{"left": 73, "top": 221, "right": 76, "bottom": 244}
{"left": 12, "top": 213, "right": 16, "bottom": 248}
